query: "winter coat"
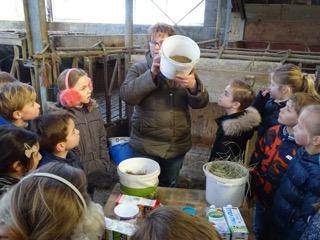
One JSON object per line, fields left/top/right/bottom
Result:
{"left": 0, "top": 175, "right": 18, "bottom": 197}
{"left": 38, "top": 150, "right": 82, "bottom": 169}
{"left": 272, "top": 147, "right": 320, "bottom": 240}
{"left": 0, "top": 116, "right": 11, "bottom": 126}
{"left": 251, "top": 124, "right": 298, "bottom": 207}
{"left": 120, "top": 51, "right": 209, "bottom": 159}
{"left": 300, "top": 209, "right": 320, "bottom": 240}
{"left": 54, "top": 102, "right": 111, "bottom": 189}
{"left": 253, "top": 91, "right": 286, "bottom": 137}
{"left": 0, "top": 190, "right": 105, "bottom": 240}
{"left": 209, "top": 107, "right": 261, "bottom": 161}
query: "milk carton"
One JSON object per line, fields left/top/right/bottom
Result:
{"left": 222, "top": 206, "right": 248, "bottom": 240}
{"left": 105, "top": 217, "right": 136, "bottom": 240}
{"left": 206, "top": 205, "right": 231, "bottom": 240}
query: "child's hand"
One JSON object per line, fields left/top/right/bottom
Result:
{"left": 261, "top": 87, "right": 270, "bottom": 97}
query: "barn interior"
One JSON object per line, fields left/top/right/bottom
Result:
{"left": 1, "top": 0, "right": 320, "bottom": 218}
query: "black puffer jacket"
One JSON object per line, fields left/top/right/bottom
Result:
{"left": 209, "top": 107, "right": 261, "bottom": 161}
{"left": 120, "top": 52, "right": 209, "bottom": 159}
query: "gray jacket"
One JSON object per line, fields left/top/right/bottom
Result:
{"left": 120, "top": 52, "right": 209, "bottom": 159}
{"left": 58, "top": 102, "right": 111, "bottom": 188}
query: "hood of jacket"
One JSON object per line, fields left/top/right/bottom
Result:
{"left": 71, "top": 202, "right": 105, "bottom": 240}
{"left": 222, "top": 107, "right": 261, "bottom": 136}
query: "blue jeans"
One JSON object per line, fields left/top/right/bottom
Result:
{"left": 132, "top": 150, "right": 185, "bottom": 187}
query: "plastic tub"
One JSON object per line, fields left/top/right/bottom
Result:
{"left": 202, "top": 161, "right": 249, "bottom": 207}
{"left": 160, "top": 35, "right": 200, "bottom": 79}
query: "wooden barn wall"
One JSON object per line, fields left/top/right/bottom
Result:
{"left": 243, "top": 4, "right": 320, "bottom": 45}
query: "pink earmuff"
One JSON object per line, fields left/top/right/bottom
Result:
{"left": 59, "top": 68, "right": 81, "bottom": 107}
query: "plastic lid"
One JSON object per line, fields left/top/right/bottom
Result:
{"left": 182, "top": 206, "right": 197, "bottom": 216}
{"left": 114, "top": 203, "right": 139, "bottom": 220}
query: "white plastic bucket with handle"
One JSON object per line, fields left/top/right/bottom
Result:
{"left": 160, "top": 35, "right": 200, "bottom": 79}
{"left": 117, "top": 158, "right": 160, "bottom": 197}
{"left": 203, "top": 161, "right": 249, "bottom": 207}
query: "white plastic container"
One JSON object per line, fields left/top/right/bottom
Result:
{"left": 202, "top": 161, "right": 249, "bottom": 207}
{"left": 117, "top": 158, "right": 160, "bottom": 197}
{"left": 160, "top": 35, "right": 200, "bottom": 79}
{"left": 114, "top": 203, "right": 140, "bottom": 221}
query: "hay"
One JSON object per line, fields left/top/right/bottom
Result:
{"left": 208, "top": 161, "right": 246, "bottom": 179}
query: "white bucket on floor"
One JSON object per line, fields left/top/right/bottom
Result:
{"left": 160, "top": 35, "right": 200, "bottom": 79}
{"left": 117, "top": 158, "right": 160, "bottom": 197}
{"left": 203, "top": 161, "right": 249, "bottom": 207}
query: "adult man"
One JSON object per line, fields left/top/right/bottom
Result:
{"left": 120, "top": 23, "right": 209, "bottom": 187}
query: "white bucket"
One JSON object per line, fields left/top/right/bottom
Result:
{"left": 117, "top": 158, "right": 160, "bottom": 197}
{"left": 160, "top": 35, "right": 200, "bottom": 79}
{"left": 203, "top": 161, "right": 249, "bottom": 207}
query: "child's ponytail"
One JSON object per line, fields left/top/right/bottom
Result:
{"left": 301, "top": 74, "right": 317, "bottom": 95}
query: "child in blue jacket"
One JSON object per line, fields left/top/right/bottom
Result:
{"left": 272, "top": 105, "right": 320, "bottom": 240}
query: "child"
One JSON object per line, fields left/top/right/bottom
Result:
{"left": 253, "top": 63, "right": 317, "bottom": 138}
{"left": 56, "top": 68, "right": 111, "bottom": 192}
{"left": 31, "top": 111, "right": 82, "bottom": 169}
{"left": 250, "top": 93, "right": 320, "bottom": 240}
{"left": 0, "top": 126, "right": 41, "bottom": 196}
{"left": 209, "top": 80, "right": 261, "bottom": 161}
{"left": 0, "top": 162, "right": 105, "bottom": 239}
{"left": 0, "top": 71, "right": 16, "bottom": 87}
{"left": 131, "top": 206, "right": 221, "bottom": 240}
{"left": 0, "top": 82, "right": 40, "bottom": 127}
{"left": 301, "top": 204, "right": 320, "bottom": 240}
{"left": 271, "top": 105, "right": 320, "bottom": 240}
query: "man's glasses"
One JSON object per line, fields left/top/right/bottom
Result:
{"left": 149, "top": 40, "right": 163, "bottom": 48}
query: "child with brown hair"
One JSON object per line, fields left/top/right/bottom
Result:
{"left": 131, "top": 206, "right": 221, "bottom": 240}
{"left": 0, "top": 82, "right": 40, "bottom": 128}
{"left": 253, "top": 63, "right": 317, "bottom": 138}
{"left": 0, "top": 71, "right": 16, "bottom": 87}
{"left": 209, "top": 80, "right": 261, "bottom": 161}
{"left": 271, "top": 104, "right": 320, "bottom": 239}
{"left": 0, "top": 162, "right": 105, "bottom": 240}
{"left": 0, "top": 126, "right": 41, "bottom": 196}
{"left": 56, "top": 68, "right": 111, "bottom": 193}
{"left": 250, "top": 93, "right": 320, "bottom": 240}
{"left": 31, "top": 111, "right": 82, "bottom": 169}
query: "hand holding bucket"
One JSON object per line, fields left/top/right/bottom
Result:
{"left": 160, "top": 35, "right": 200, "bottom": 80}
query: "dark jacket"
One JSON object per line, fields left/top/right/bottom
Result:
{"left": 120, "top": 51, "right": 209, "bottom": 159}
{"left": 0, "top": 175, "right": 19, "bottom": 196}
{"left": 55, "top": 102, "right": 111, "bottom": 189}
{"left": 272, "top": 147, "right": 320, "bottom": 240}
{"left": 251, "top": 124, "right": 298, "bottom": 207}
{"left": 38, "top": 150, "right": 82, "bottom": 169}
{"left": 0, "top": 116, "right": 10, "bottom": 126}
{"left": 209, "top": 107, "right": 261, "bottom": 161}
{"left": 300, "top": 210, "right": 320, "bottom": 240}
{"left": 253, "top": 91, "right": 286, "bottom": 137}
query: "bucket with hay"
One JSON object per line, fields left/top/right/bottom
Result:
{"left": 203, "top": 161, "right": 249, "bottom": 207}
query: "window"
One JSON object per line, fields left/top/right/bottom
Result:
{"left": 0, "top": 0, "right": 24, "bottom": 21}
{"left": 51, "top": 0, "right": 125, "bottom": 23}
{"left": 134, "top": 0, "right": 205, "bottom": 26}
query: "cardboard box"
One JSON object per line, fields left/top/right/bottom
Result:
{"left": 115, "top": 194, "right": 160, "bottom": 217}
{"left": 207, "top": 207, "right": 231, "bottom": 240}
{"left": 223, "top": 206, "right": 248, "bottom": 240}
{"left": 105, "top": 217, "right": 136, "bottom": 240}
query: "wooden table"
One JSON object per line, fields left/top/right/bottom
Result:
{"left": 104, "top": 183, "right": 254, "bottom": 239}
